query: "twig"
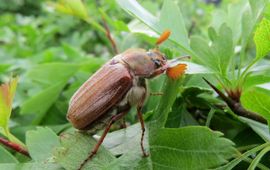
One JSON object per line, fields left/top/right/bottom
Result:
{"left": 101, "top": 16, "right": 119, "bottom": 54}
{"left": 188, "top": 20, "right": 196, "bottom": 37}
{"left": 0, "top": 137, "right": 30, "bottom": 157}
{"left": 203, "top": 78, "right": 267, "bottom": 124}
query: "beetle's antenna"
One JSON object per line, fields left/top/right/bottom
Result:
{"left": 155, "top": 30, "right": 171, "bottom": 48}
{"left": 167, "top": 55, "right": 191, "bottom": 68}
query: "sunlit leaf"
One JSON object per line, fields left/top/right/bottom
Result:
{"left": 0, "top": 78, "right": 18, "bottom": 132}
{"left": 254, "top": 18, "right": 270, "bottom": 59}
{"left": 241, "top": 87, "right": 270, "bottom": 123}
{"left": 52, "top": 0, "right": 88, "bottom": 20}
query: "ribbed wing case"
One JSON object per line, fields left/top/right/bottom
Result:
{"left": 67, "top": 61, "right": 133, "bottom": 129}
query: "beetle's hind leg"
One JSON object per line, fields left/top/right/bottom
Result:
{"left": 78, "top": 109, "right": 130, "bottom": 170}
{"left": 120, "top": 117, "right": 127, "bottom": 129}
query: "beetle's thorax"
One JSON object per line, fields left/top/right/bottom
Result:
{"left": 118, "top": 74, "right": 146, "bottom": 107}
{"left": 115, "top": 48, "right": 167, "bottom": 78}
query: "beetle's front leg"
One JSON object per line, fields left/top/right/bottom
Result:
{"left": 137, "top": 91, "right": 148, "bottom": 157}
{"left": 78, "top": 110, "right": 129, "bottom": 170}
{"left": 149, "top": 65, "right": 167, "bottom": 78}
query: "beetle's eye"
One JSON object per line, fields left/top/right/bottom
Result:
{"left": 153, "top": 59, "right": 161, "bottom": 68}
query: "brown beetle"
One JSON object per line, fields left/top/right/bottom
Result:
{"left": 67, "top": 31, "right": 187, "bottom": 169}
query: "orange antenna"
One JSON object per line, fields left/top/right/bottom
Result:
{"left": 156, "top": 30, "right": 171, "bottom": 46}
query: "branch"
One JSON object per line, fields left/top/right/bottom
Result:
{"left": 203, "top": 78, "right": 267, "bottom": 124}
{"left": 0, "top": 137, "right": 30, "bottom": 157}
{"left": 188, "top": 20, "right": 196, "bottom": 37}
{"left": 101, "top": 16, "right": 119, "bottom": 54}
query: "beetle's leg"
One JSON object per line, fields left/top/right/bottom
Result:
{"left": 137, "top": 92, "right": 148, "bottom": 157}
{"left": 120, "top": 117, "right": 127, "bottom": 129}
{"left": 149, "top": 65, "right": 167, "bottom": 78}
{"left": 78, "top": 110, "right": 129, "bottom": 170}
{"left": 150, "top": 92, "right": 163, "bottom": 96}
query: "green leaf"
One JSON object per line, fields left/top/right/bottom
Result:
{"left": 254, "top": 18, "right": 270, "bottom": 59}
{"left": 56, "top": 125, "right": 237, "bottom": 170}
{"left": 0, "top": 78, "right": 18, "bottom": 130}
{"left": 244, "top": 74, "right": 270, "bottom": 90}
{"left": 117, "top": 0, "right": 190, "bottom": 53}
{"left": 248, "top": 145, "right": 270, "bottom": 170}
{"left": 240, "top": 117, "right": 270, "bottom": 142}
{"left": 216, "top": 143, "right": 269, "bottom": 170}
{"left": 150, "top": 127, "right": 238, "bottom": 170}
{"left": 241, "top": 87, "right": 270, "bottom": 123}
{"left": 53, "top": 132, "right": 116, "bottom": 170}
{"left": 191, "top": 24, "right": 233, "bottom": 76}
{"left": 0, "top": 162, "right": 62, "bottom": 170}
{"left": 52, "top": 0, "right": 88, "bottom": 20}
{"left": 26, "top": 127, "right": 60, "bottom": 161}
{"left": 26, "top": 63, "right": 80, "bottom": 87}
{"left": 0, "top": 78, "right": 23, "bottom": 146}
{"left": 149, "top": 77, "right": 184, "bottom": 134}
{"left": 103, "top": 123, "right": 148, "bottom": 156}
{"left": 20, "top": 81, "right": 66, "bottom": 124}
{"left": 159, "top": 0, "right": 189, "bottom": 49}
{"left": 0, "top": 145, "right": 18, "bottom": 163}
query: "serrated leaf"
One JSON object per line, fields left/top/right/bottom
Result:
{"left": 150, "top": 127, "right": 237, "bottom": 170}
{"left": 241, "top": 87, "right": 270, "bottom": 123}
{"left": 191, "top": 24, "right": 233, "bottom": 76}
{"left": 254, "top": 18, "right": 270, "bottom": 59}
{"left": 26, "top": 127, "right": 60, "bottom": 161}
{"left": 55, "top": 125, "right": 237, "bottom": 170}
{"left": 53, "top": 132, "right": 116, "bottom": 170}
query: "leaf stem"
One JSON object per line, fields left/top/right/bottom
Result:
{"left": 203, "top": 78, "right": 267, "bottom": 124}
{"left": 248, "top": 145, "right": 270, "bottom": 170}
{"left": 219, "top": 142, "right": 270, "bottom": 169}
{"left": 205, "top": 108, "right": 215, "bottom": 127}
{"left": 0, "top": 137, "right": 30, "bottom": 157}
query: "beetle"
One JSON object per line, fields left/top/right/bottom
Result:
{"left": 67, "top": 31, "right": 187, "bottom": 170}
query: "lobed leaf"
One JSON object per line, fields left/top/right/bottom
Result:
{"left": 26, "top": 127, "right": 60, "bottom": 161}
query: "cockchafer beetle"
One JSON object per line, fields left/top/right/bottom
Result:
{"left": 67, "top": 30, "right": 188, "bottom": 169}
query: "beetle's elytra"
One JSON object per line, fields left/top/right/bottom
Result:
{"left": 66, "top": 31, "right": 187, "bottom": 170}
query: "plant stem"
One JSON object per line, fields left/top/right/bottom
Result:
{"left": 203, "top": 78, "right": 267, "bottom": 124}
{"left": 0, "top": 137, "right": 30, "bottom": 157}
{"left": 205, "top": 108, "right": 215, "bottom": 127}
{"left": 248, "top": 145, "right": 270, "bottom": 170}
{"left": 101, "top": 15, "right": 119, "bottom": 54}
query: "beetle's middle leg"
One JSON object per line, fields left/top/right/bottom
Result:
{"left": 137, "top": 92, "right": 148, "bottom": 157}
{"left": 78, "top": 109, "right": 129, "bottom": 170}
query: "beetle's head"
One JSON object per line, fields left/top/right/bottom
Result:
{"left": 121, "top": 48, "right": 168, "bottom": 78}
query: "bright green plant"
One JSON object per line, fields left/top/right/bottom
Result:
{"left": 0, "top": 0, "right": 270, "bottom": 170}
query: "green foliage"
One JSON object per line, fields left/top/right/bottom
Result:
{"left": 254, "top": 18, "right": 270, "bottom": 59}
{"left": 241, "top": 88, "right": 270, "bottom": 123}
{"left": 26, "top": 127, "right": 60, "bottom": 161}
{"left": 0, "top": 0, "right": 270, "bottom": 169}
